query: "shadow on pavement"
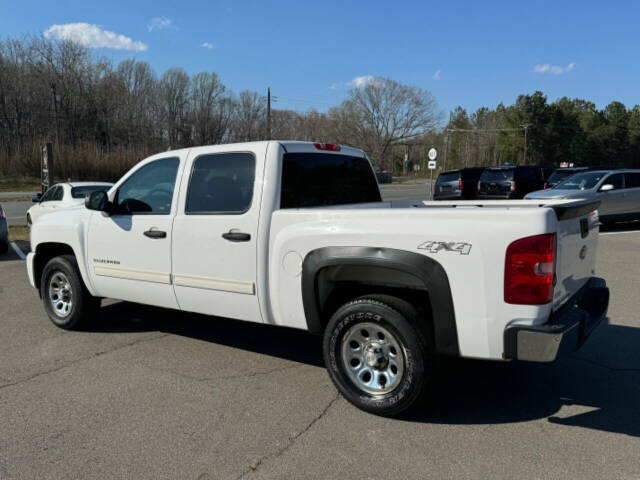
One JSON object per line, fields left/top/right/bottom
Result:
{"left": 95, "top": 302, "right": 640, "bottom": 437}
{"left": 600, "top": 220, "right": 640, "bottom": 233}
{"left": 97, "top": 301, "right": 325, "bottom": 368}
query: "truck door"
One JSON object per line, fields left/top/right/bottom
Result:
{"left": 171, "top": 145, "right": 266, "bottom": 323}
{"left": 86, "top": 156, "right": 182, "bottom": 309}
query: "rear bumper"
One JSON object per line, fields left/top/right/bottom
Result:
{"left": 503, "top": 277, "right": 609, "bottom": 362}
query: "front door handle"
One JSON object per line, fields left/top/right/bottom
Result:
{"left": 222, "top": 230, "right": 251, "bottom": 242}
{"left": 144, "top": 229, "right": 167, "bottom": 239}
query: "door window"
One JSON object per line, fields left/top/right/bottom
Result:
{"left": 602, "top": 173, "right": 623, "bottom": 190}
{"left": 115, "top": 158, "right": 179, "bottom": 214}
{"left": 185, "top": 153, "right": 255, "bottom": 214}
{"left": 624, "top": 172, "right": 640, "bottom": 189}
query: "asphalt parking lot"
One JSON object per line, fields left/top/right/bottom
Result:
{"left": 1, "top": 215, "right": 639, "bottom": 479}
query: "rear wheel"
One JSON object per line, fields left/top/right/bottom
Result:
{"left": 323, "top": 295, "right": 436, "bottom": 416}
{"left": 40, "top": 255, "right": 100, "bottom": 330}
{"left": 0, "top": 241, "right": 8, "bottom": 254}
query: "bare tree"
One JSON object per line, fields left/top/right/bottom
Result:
{"left": 338, "top": 77, "right": 441, "bottom": 168}
{"left": 159, "top": 67, "right": 190, "bottom": 147}
{"left": 190, "top": 72, "right": 231, "bottom": 145}
{"left": 231, "top": 90, "right": 266, "bottom": 142}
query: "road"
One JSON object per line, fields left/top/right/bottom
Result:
{"left": 1, "top": 185, "right": 432, "bottom": 227}
{"left": 0, "top": 227, "right": 638, "bottom": 478}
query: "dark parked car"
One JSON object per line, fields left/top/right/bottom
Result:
{"left": 433, "top": 167, "right": 485, "bottom": 200}
{"left": 477, "top": 165, "right": 553, "bottom": 199}
{"left": 375, "top": 171, "right": 393, "bottom": 184}
{"left": 544, "top": 167, "right": 590, "bottom": 189}
{"left": 0, "top": 204, "right": 8, "bottom": 254}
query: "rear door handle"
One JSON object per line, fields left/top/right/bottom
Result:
{"left": 222, "top": 230, "right": 251, "bottom": 242}
{"left": 144, "top": 229, "right": 166, "bottom": 239}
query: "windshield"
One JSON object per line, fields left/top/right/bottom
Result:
{"left": 71, "top": 185, "right": 110, "bottom": 199}
{"left": 547, "top": 171, "right": 578, "bottom": 185}
{"left": 480, "top": 169, "right": 513, "bottom": 182}
{"left": 436, "top": 172, "right": 460, "bottom": 184}
{"left": 555, "top": 172, "right": 606, "bottom": 190}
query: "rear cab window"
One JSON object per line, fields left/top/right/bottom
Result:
{"left": 280, "top": 152, "right": 381, "bottom": 208}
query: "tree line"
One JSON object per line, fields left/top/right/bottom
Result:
{"left": 0, "top": 35, "right": 439, "bottom": 180}
{"left": 0, "top": 35, "right": 638, "bottom": 181}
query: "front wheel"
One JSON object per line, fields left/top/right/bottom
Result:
{"left": 40, "top": 255, "right": 99, "bottom": 330}
{"left": 323, "top": 295, "right": 436, "bottom": 416}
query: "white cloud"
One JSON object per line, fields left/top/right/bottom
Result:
{"left": 433, "top": 69, "right": 441, "bottom": 80}
{"left": 147, "top": 16, "right": 177, "bottom": 32}
{"left": 329, "top": 82, "right": 341, "bottom": 90}
{"left": 44, "top": 23, "right": 147, "bottom": 51}
{"left": 533, "top": 62, "right": 576, "bottom": 75}
{"left": 201, "top": 42, "right": 215, "bottom": 49}
{"left": 349, "top": 75, "right": 376, "bottom": 88}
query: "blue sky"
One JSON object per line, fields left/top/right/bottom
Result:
{"left": 2, "top": 0, "right": 639, "bottom": 117}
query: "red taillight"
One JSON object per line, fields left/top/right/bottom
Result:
{"left": 543, "top": 182, "right": 548, "bottom": 189}
{"left": 433, "top": 183, "right": 438, "bottom": 194}
{"left": 510, "top": 181, "right": 516, "bottom": 192}
{"left": 504, "top": 233, "right": 556, "bottom": 305}
{"left": 0, "top": 205, "right": 5, "bottom": 219}
{"left": 477, "top": 181, "right": 481, "bottom": 192}
{"left": 458, "top": 179, "right": 463, "bottom": 191}
{"left": 313, "top": 142, "right": 341, "bottom": 151}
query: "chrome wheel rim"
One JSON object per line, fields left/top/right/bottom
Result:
{"left": 341, "top": 322, "right": 405, "bottom": 395}
{"left": 48, "top": 271, "right": 73, "bottom": 318}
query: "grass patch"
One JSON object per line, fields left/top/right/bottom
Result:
{"left": 9, "top": 225, "right": 30, "bottom": 242}
{"left": 0, "top": 177, "right": 40, "bottom": 192}
{"left": 0, "top": 196, "right": 33, "bottom": 202}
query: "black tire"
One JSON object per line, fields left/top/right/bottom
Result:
{"left": 40, "top": 255, "right": 100, "bottom": 330}
{"left": 323, "top": 294, "right": 437, "bottom": 416}
{"left": 0, "top": 241, "right": 8, "bottom": 255}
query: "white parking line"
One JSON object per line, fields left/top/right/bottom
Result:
{"left": 10, "top": 242, "right": 26, "bottom": 260}
{"left": 599, "top": 230, "right": 640, "bottom": 236}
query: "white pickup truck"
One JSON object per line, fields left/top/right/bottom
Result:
{"left": 27, "top": 141, "right": 609, "bottom": 415}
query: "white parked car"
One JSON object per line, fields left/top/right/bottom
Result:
{"left": 27, "top": 141, "right": 609, "bottom": 416}
{"left": 27, "top": 182, "right": 113, "bottom": 225}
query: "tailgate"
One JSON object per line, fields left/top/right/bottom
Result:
{"left": 551, "top": 200, "right": 600, "bottom": 310}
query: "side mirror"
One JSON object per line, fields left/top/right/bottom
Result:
{"left": 32, "top": 193, "right": 42, "bottom": 203}
{"left": 85, "top": 190, "right": 111, "bottom": 214}
{"left": 599, "top": 184, "right": 614, "bottom": 192}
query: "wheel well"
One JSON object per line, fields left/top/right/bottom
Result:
{"left": 301, "top": 247, "right": 460, "bottom": 356}
{"left": 314, "top": 265, "right": 435, "bottom": 342}
{"left": 33, "top": 243, "right": 75, "bottom": 290}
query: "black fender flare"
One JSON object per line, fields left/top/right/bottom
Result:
{"left": 301, "top": 246, "right": 460, "bottom": 356}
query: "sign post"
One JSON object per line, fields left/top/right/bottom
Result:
{"left": 428, "top": 148, "right": 437, "bottom": 200}
{"left": 41, "top": 143, "right": 54, "bottom": 194}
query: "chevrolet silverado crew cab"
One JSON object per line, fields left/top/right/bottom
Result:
{"left": 27, "top": 141, "right": 609, "bottom": 416}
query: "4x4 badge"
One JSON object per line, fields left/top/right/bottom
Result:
{"left": 418, "top": 241, "right": 472, "bottom": 255}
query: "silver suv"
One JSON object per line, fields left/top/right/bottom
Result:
{"left": 525, "top": 170, "right": 640, "bottom": 225}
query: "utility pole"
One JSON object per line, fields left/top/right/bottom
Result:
{"left": 444, "top": 131, "right": 450, "bottom": 172}
{"left": 51, "top": 82, "right": 60, "bottom": 144}
{"left": 266, "top": 87, "right": 271, "bottom": 140}
{"left": 521, "top": 123, "right": 532, "bottom": 164}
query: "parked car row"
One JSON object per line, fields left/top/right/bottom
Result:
{"left": 434, "top": 165, "right": 640, "bottom": 225}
